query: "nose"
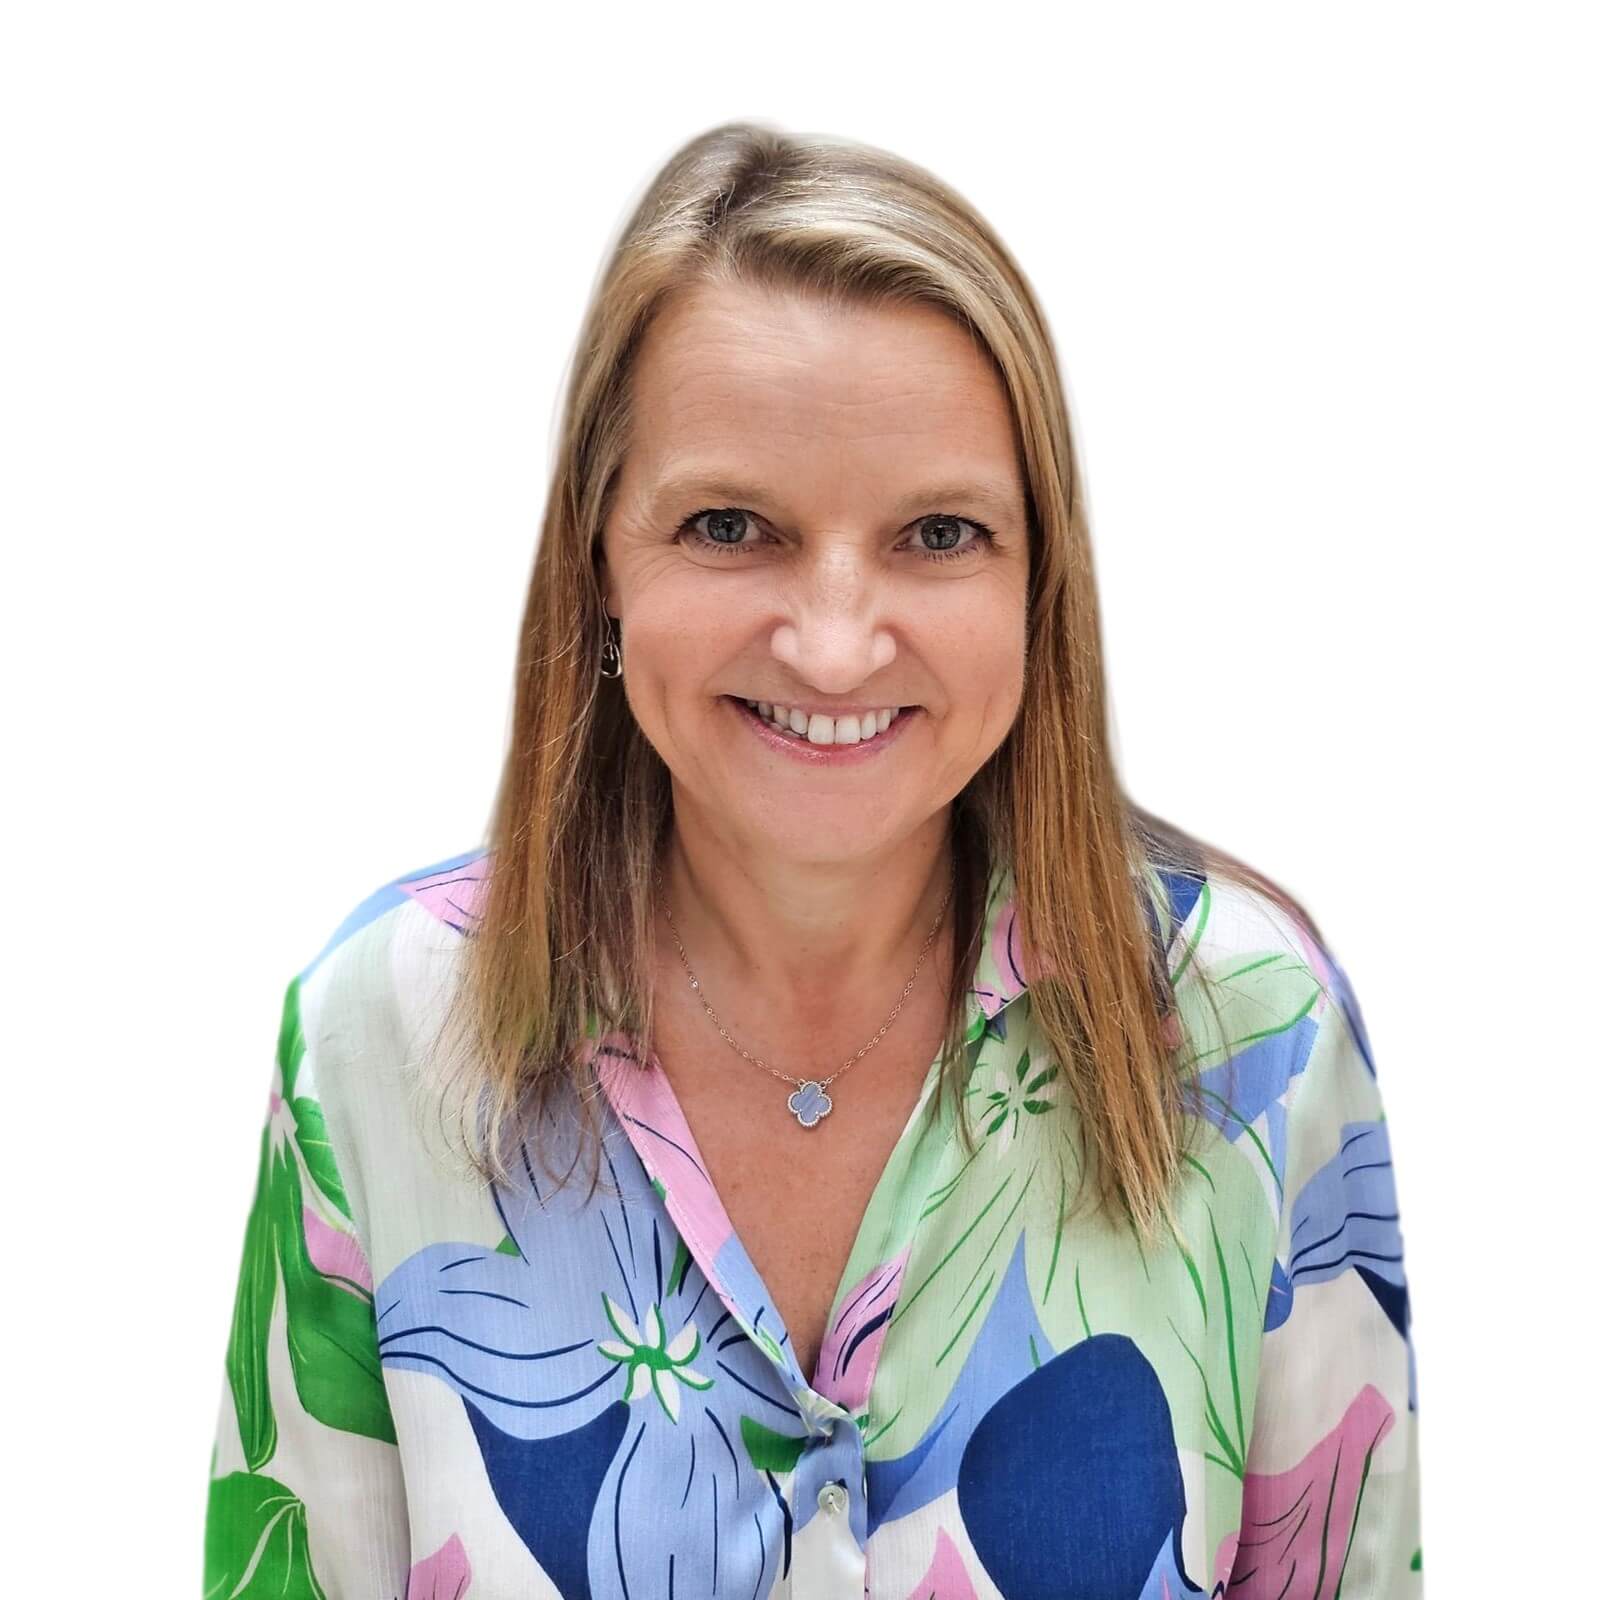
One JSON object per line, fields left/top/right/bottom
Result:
{"left": 766, "top": 561, "right": 897, "bottom": 692}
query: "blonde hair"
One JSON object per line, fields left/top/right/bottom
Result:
{"left": 422, "top": 120, "right": 1326, "bottom": 1249}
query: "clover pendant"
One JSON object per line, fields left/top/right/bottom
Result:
{"left": 787, "top": 1079, "right": 833, "bottom": 1128}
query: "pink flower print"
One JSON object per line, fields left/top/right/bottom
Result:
{"left": 406, "top": 1532, "right": 472, "bottom": 1598}
{"left": 301, "top": 1205, "right": 374, "bottom": 1296}
{"left": 812, "top": 1248, "right": 911, "bottom": 1412}
{"left": 1218, "top": 1384, "right": 1396, "bottom": 1596}
{"left": 973, "top": 894, "right": 1032, "bottom": 1018}
{"left": 398, "top": 855, "right": 489, "bottom": 935}
{"left": 908, "top": 1525, "right": 981, "bottom": 1599}
{"left": 586, "top": 1033, "right": 741, "bottom": 1280}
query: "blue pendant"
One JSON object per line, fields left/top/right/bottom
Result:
{"left": 787, "top": 1080, "right": 833, "bottom": 1128}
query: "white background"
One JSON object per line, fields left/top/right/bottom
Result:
{"left": 4, "top": 2, "right": 1593, "bottom": 1588}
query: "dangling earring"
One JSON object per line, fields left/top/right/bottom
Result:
{"left": 599, "top": 607, "right": 623, "bottom": 680}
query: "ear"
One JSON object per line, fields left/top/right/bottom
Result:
{"left": 595, "top": 554, "right": 616, "bottom": 620}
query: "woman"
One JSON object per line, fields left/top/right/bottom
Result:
{"left": 203, "top": 122, "right": 1422, "bottom": 1598}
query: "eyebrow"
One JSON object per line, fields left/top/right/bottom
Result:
{"left": 646, "top": 470, "right": 1023, "bottom": 524}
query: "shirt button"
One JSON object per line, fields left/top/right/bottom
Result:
{"left": 817, "top": 1481, "right": 848, "bottom": 1516}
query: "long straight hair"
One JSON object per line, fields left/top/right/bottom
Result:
{"left": 421, "top": 121, "right": 1327, "bottom": 1249}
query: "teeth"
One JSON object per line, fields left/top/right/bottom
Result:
{"left": 743, "top": 699, "right": 901, "bottom": 745}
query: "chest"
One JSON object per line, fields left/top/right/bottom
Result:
{"left": 655, "top": 1031, "right": 945, "bottom": 1388}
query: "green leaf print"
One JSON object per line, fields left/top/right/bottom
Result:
{"left": 225, "top": 1123, "right": 280, "bottom": 1471}
{"left": 1171, "top": 884, "right": 1322, "bottom": 1075}
{"left": 204, "top": 1471, "right": 328, "bottom": 1600}
{"left": 286, "top": 1093, "right": 352, "bottom": 1222}
{"left": 275, "top": 977, "right": 352, "bottom": 1221}
{"left": 740, "top": 1415, "right": 809, "bottom": 1474}
{"left": 1163, "top": 1198, "right": 1251, "bottom": 1480}
{"left": 884, "top": 1066, "right": 1055, "bottom": 1431}
{"left": 276, "top": 976, "right": 309, "bottom": 1101}
{"left": 272, "top": 1124, "right": 395, "bottom": 1444}
{"left": 870, "top": 997, "right": 1278, "bottom": 1525}
{"left": 221, "top": 978, "right": 396, "bottom": 1478}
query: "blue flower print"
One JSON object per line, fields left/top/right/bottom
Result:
{"left": 1261, "top": 1116, "right": 1416, "bottom": 1409}
{"left": 958, "top": 1331, "right": 1207, "bottom": 1598}
{"left": 373, "top": 1103, "right": 815, "bottom": 1598}
{"left": 594, "top": 1294, "right": 715, "bottom": 1417}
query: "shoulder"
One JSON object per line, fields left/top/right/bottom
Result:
{"left": 1158, "top": 860, "right": 1386, "bottom": 1171}
{"left": 297, "top": 844, "right": 490, "bottom": 990}
{"left": 290, "top": 842, "right": 489, "bottom": 1110}
{"left": 281, "top": 844, "right": 491, "bottom": 1243}
{"left": 1205, "top": 866, "right": 1370, "bottom": 1067}
{"left": 1150, "top": 858, "right": 1344, "bottom": 1022}
{"left": 1154, "top": 859, "right": 1363, "bottom": 1105}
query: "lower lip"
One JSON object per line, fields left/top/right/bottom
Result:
{"left": 723, "top": 697, "right": 921, "bottom": 764}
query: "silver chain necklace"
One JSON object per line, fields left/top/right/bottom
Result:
{"left": 652, "top": 862, "right": 953, "bottom": 1129}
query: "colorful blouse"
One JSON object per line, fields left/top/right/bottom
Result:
{"left": 204, "top": 846, "right": 1423, "bottom": 1597}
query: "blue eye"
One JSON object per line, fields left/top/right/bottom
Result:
{"left": 675, "top": 508, "right": 998, "bottom": 562}
{"left": 912, "top": 514, "right": 998, "bottom": 562}
{"left": 676, "top": 508, "right": 763, "bottom": 556}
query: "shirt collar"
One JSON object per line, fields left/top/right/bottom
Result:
{"left": 967, "top": 855, "right": 1029, "bottom": 1035}
{"left": 395, "top": 846, "right": 1198, "bottom": 1042}
{"left": 967, "top": 852, "right": 1207, "bottom": 1043}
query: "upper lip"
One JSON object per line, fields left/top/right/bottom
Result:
{"left": 729, "top": 695, "right": 913, "bottom": 718}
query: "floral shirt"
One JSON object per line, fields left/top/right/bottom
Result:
{"left": 204, "top": 846, "right": 1423, "bottom": 1597}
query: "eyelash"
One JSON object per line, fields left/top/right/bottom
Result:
{"left": 674, "top": 508, "right": 998, "bottom": 563}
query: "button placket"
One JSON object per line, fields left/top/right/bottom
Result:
{"left": 793, "top": 1467, "right": 865, "bottom": 1600}
{"left": 817, "top": 1480, "right": 848, "bottom": 1516}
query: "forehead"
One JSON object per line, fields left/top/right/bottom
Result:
{"left": 625, "top": 281, "right": 1023, "bottom": 492}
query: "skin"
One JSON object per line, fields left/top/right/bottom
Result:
{"left": 597, "top": 279, "right": 1031, "bottom": 1060}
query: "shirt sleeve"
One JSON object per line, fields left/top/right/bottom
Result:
{"left": 203, "top": 972, "right": 410, "bottom": 1598}
{"left": 1224, "top": 950, "right": 1424, "bottom": 1595}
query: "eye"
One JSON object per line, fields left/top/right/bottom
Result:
{"left": 676, "top": 507, "right": 766, "bottom": 557}
{"left": 674, "top": 508, "right": 998, "bottom": 562}
{"left": 910, "top": 513, "right": 998, "bottom": 563}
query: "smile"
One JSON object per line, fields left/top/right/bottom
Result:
{"left": 722, "top": 696, "right": 921, "bottom": 763}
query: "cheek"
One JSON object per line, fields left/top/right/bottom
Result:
{"left": 614, "top": 616, "right": 729, "bottom": 741}
{"left": 957, "top": 669, "right": 1024, "bottom": 728}
{"left": 937, "top": 624, "right": 1025, "bottom": 710}
{"left": 620, "top": 603, "right": 718, "bottom": 683}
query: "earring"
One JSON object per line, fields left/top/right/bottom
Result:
{"left": 599, "top": 609, "right": 623, "bottom": 680}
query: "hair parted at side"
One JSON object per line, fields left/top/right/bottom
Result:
{"left": 418, "top": 119, "right": 1328, "bottom": 1251}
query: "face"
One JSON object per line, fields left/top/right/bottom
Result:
{"left": 597, "top": 279, "right": 1031, "bottom": 869}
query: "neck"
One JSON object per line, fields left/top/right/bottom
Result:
{"left": 653, "top": 817, "right": 955, "bottom": 1033}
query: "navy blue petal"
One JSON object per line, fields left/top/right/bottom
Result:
{"left": 958, "top": 1333, "right": 1197, "bottom": 1599}
{"left": 465, "top": 1394, "right": 630, "bottom": 1598}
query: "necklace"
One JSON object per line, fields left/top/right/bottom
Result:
{"left": 652, "top": 862, "right": 953, "bottom": 1129}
